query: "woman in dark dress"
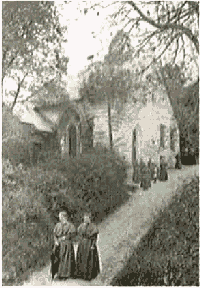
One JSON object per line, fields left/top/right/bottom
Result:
{"left": 140, "top": 159, "right": 151, "bottom": 190}
{"left": 175, "top": 152, "right": 182, "bottom": 169}
{"left": 160, "top": 156, "right": 168, "bottom": 181}
{"left": 53, "top": 211, "right": 76, "bottom": 280}
{"left": 76, "top": 212, "right": 100, "bottom": 281}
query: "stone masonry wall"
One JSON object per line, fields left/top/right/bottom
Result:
{"left": 93, "top": 99, "right": 179, "bottom": 168}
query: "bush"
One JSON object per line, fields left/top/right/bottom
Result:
{"left": 2, "top": 146, "right": 130, "bottom": 285}
{"left": 111, "top": 176, "right": 199, "bottom": 286}
{"left": 2, "top": 138, "right": 31, "bottom": 166}
{"left": 37, "top": 144, "right": 129, "bottom": 225}
{"left": 2, "top": 159, "right": 56, "bottom": 285}
{"left": 2, "top": 105, "right": 24, "bottom": 140}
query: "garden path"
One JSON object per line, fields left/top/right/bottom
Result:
{"left": 23, "top": 165, "right": 199, "bottom": 286}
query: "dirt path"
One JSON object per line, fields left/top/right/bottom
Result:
{"left": 23, "top": 165, "right": 199, "bottom": 286}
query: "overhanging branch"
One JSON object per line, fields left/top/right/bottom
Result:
{"left": 126, "top": 1, "right": 199, "bottom": 53}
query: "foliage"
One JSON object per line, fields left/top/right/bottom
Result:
{"left": 111, "top": 176, "right": 199, "bottom": 286}
{"left": 2, "top": 105, "right": 25, "bottom": 140}
{"left": 36, "top": 144, "right": 129, "bottom": 225}
{"left": 2, "top": 1, "right": 68, "bottom": 108}
{"left": 79, "top": 59, "right": 134, "bottom": 149}
{"left": 2, "top": 146, "right": 130, "bottom": 284}
{"left": 2, "top": 105, "right": 30, "bottom": 166}
{"left": 2, "top": 138, "right": 31, "bottom": 167}
{"left": 106, "top": 29, "right": 133, "bottom": 66}
{"left": 80, "top": 64, "right": 133, "bottom": 108}
{"left": 152, "top": 63, "right": 199, "bottom": 150}
{"left": 2, "top": 159, "right": 55, "bottom": 285}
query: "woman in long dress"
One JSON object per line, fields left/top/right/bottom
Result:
{"left": 140, "top": 159, "right": 151, "bottom": 190}
{"left": 53, "top": 211, "right": 76, "bottom": 280}
{"left": 160, "top": 156, "right": 168, "bottom": 181}
{"left": 175, "top": 152, "right": 182, "bottom": 169}
{"left": 76, "top": 212, "right": 100, "bottom": 281}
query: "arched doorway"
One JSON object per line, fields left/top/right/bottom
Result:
{"left": 132, "top": 128, "right": 137, "bottom": 164}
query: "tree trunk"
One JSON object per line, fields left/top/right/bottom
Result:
{"left": 11, "top": 73, "right": 28, "bottom": 111}
{"left": 107, "top": 101, "right": 113, "bottom": 150}
{"left": 11, "top": 85, "right": 21, "bottom": 111}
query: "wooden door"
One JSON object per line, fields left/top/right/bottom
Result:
{"left": 69, "top": 125, "right": 77, "bottom": 157}
{"left": 132, "top": 128, "right": 137, "bottom": 164}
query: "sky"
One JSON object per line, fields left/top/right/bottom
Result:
{"left": 59, "top": 2, "right": 114, "bottom": 98}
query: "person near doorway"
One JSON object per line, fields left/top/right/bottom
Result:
{"left": 175, "top": 152, "right": 182, "bottom": 169}
{"left": 76, "top": 212, "right": 100, "bottom": 281}
{"left": 153, "top": 164, "right": 158, "bottom": 183}
{"left": 52, "top": 211, "right": 76, "bottom": 280}
{"left": 140, "top": 159, "right": 151, "bottom": 190}
{"left": 160, "top": 156, "right": 168, "bottom": 181}
{"left": 148, "top": 158, "right": 154, "bottom": 180}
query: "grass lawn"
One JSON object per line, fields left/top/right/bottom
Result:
{"left": 111, "top": 175, "right": 199, "bottom": 286}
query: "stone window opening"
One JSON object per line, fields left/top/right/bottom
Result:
{"left": 160, "top": 124, "right": 166, "bottom": 149}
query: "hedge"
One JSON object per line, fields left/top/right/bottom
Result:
{"left": 2, "top": 145, "right": 130, "bottom": 285}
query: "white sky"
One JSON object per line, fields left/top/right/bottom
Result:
{"left": 57, "top": 2, "right": 116, "bottom": 98}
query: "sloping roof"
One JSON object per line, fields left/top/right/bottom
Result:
{"left": 20, "top": 102, "right": 54, "bottom": 132}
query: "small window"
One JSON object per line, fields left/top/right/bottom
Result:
{"left": 160, "top": 124, "right": 166, "bottom": 148}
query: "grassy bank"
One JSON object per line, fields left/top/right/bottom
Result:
{"left": 111, "top": 175, "right": 199, "bottom": 286}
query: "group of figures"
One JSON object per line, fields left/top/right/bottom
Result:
{"left": 133, "top": 153, "right": 182, "bottom": 191}
{"left": 51, "top": 211, "right": 100, "bottom": 281}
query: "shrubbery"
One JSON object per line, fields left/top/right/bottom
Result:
{"left": 111, "top": 176, "right": 199, "bottom": 286}
{"left": 2, "top": 145, "right": 129, "bottom": 285}
{"left": 2, "top": 159, "right": 55, "bottom": 285}
{"left": 2, "top": 138, "right": 31, "bottom": 166}
{"left": 38, "top": 145, "right": 130, "bottom": 225}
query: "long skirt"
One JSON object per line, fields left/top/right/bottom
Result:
{"left": 57, "top": 240, "right": 76, "bottom": 279}
{"left": 160, "top": 165, "right": 168, "bottom": 181}
{"left": 51, "top": 245, "right": 60, "bottom": 279}
{"left": 141, "top": 178, "right": 151, "bottom": 190}
{"left": 76, "top": 239, "right": 100, "bottom": 281}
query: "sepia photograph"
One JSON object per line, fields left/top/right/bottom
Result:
{"left": 2, "top": 1, "right": 199, "bottom": 286}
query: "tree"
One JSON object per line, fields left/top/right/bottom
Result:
{"left": 147, "top": 63, "right": 199, "bottom": 150}
{"left": 91, "top": 1, "right": 198, "bottom": 70}
{"left": 2, "top": 1, "right": 68, "bottom": 109}
{"left": 125, "top": 1, "right": 199, "bottom": 54}
{"left": 79, "top": 62, "right": 133, "bottom": 150}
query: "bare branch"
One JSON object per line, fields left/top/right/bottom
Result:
{"left": 172, "top": 36, "right": 180, "bottom": 64}
{"left": 11, "top": 72, "right": 28, "bottom": 111}
{"left": 140, "top": 33, "right": 180, "bottom": 75}
{"left": 126, "top": 1, "right": 199, "bottom": 53}
{"left": 181, "top": 35, "right": 186, "bottom": 61}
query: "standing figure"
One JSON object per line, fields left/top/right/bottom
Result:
{"left": 148, "top": 158, "right": 153, "bottom": 180}
{"left": 76, "top": 212, "right": 100, "bottom": 281}
{"left": 153, "top": 165, "right": 157, "bottom": 183}
{"left": 140, "top": 159, "right": 151, "bottom": 190}
{"left": 133, "top": 161, "right": 140, "bottom": 184}
{"left": 175, "top": 152, "right": 182, "bottom": 169}
{"left": 53, "top": 211, "right": 76, "bottom": 280}
{"left": 160, "top": 156, "right": 168, "bottom": 181}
